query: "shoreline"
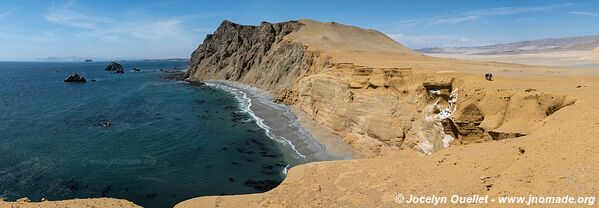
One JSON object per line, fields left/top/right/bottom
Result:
{"left": 201, "top": 80, "right": 358, "bottom": 163}
{"left": 205, "top": 81, "right": 308, "bottom": 162}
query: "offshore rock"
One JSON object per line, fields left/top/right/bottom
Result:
{"left": 105, "top": 62, "right": 124, "bottom": 74}
{"left": 64, "top": 73, "right": 87, "bottom": 83}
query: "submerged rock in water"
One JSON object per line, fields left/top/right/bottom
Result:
{"left": 61, "top": 178, "right": 80, "bottom": 192}
{"left": 105, "top": 62, "right": 124, "bottom": 74}
{"left": 160, "top": 70, "right": 187, "bottom": 80}
{"left": 100, "top": 184, "right": 113, "bottom": 197}
{"left": 64, "top": 73, "right": 86, "bottom": 83}
{"left": 243, "top": 179, "right": 281, "bottom": 191}
{"left": 190, "top": 81, "right": 206, "bottom": 86}
{"left": 97, "top": 119, "right": 111, "bottom": 127}
{"left": 133, "top": 67, "right": 141, "bottom": 72}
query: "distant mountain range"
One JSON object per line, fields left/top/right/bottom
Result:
{"left": 35, "top": 56, "right": 109, "bottom": 62}
{"left": 34, "top": 56, "right": 189, "bottom": 62}
{"left": 417, "top": 35, "right": 599, "bottom": 55}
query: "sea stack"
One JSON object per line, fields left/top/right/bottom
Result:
{"left": 64, "top": 73, "right": 87, "bottom": 83}
{"left": 105, "top": 62, "right": 124, "bottom": 74}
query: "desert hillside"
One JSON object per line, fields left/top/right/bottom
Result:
{"left": 419, "top": 35, "right": 599, "bottom": 67}
{"left": 286, "top": 19, "right": 416, "bottom": 54}
{"left": 586, "top": 46, "right": 599, "bottom": 60}
{"left": 177, "top": 19, "right": 599, "bottom": 207}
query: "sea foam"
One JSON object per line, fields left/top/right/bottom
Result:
{"left": 203, "top": 82, "right": 307, "bottom": 169}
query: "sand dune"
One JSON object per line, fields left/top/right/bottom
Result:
{"left": 287, "top": 20, "right": 416, "bottom": 54}
{"left": 585, "top": 46, "right": 599, "bottom": 60}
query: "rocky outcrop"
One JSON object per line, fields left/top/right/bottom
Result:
{"left": 64, "top": 73, "right": 86, "bottom": 83}
{"left": 186, "top": 20, "right": 308, "bottom": 95}
{"left": 96, "top": 119, "right": 111, "bottom": 127}
{"left": 105, "top": 62, "right": 124, "bottom": 73}
{"left": 445, "top": 88, "right": 577, "bottom": 144}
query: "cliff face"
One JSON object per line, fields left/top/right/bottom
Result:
{"left": 294, "top": 63, "right": 576, "bottom": 156}
{"left": 187, "top": 20, "right": 311, "bottom": 95}
{"left": 187, "top": 20, "right": 577, "bottom": 157}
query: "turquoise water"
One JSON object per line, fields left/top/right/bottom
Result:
{"left": 0, "top": 61, "right": 300, "bottom": 207}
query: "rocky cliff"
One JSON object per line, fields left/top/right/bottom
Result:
{"left": 187, "top": 19, "right": 577, "bottom": 157}
{"left": 186, "top": 20, "right": 317, "bottom": 98}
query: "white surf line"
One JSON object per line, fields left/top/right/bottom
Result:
{"left": 282, "top": 164, "right": 290, "bottom": 176}
{"left": 204, "top": 82, "right": 307, "bottom": 163}
{"left": 209, "top": 81, "right": 336, "bottom": 162}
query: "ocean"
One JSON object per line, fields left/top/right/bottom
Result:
{"left": 0, "top": 61, "right": 306, "bottom": 207}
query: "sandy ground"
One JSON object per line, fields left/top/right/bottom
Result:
{"left": 425, "top": 50, "right": 599, "bottom": 69}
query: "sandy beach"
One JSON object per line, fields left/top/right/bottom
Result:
{"left": 203, "top": 80, "right": 358, "bottom": 162}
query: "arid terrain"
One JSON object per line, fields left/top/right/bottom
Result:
{"left": 176, "top": 19, "right": 599, "bottom": 207}
{"left": 3, "top": 19, "right": 598, "bottom": 208}
{"left": 419, "top": 35, "right": 599, "bottom": 68}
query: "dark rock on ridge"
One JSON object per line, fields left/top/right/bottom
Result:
{"left": 186, "top": 20, "right": 308, "bottom": 94}
{"left": 105, "top": 62, "right": 124, "bottom": 74}
{"left": 64, "top": 73, "right": 86, "bottom": 83}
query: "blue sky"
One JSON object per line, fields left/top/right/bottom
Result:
{"left": 1, "top": 0, "right": 599, "bottom": 60}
